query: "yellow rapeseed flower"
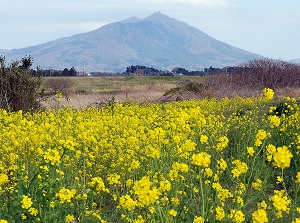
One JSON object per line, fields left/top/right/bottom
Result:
{"left": 133, "top": 176, "right": 161, "bottom": 206}
{"left": 66, "top": 214, "right": 75, "bottom": 223}
{"left": 215, "top": 206, "right": 225, "bottom": 221}
{"left": 133, "top": 215, "right": 146, "bottom": 223}
{"left": 172, "top": 162, "right": 189, "bottom": 173}
{"left": 263, "top": 88, "right": 274, "bottom": 100}
{"left": 107, "top": 173, "right": 121, "bottom": 185}
{"left": 204, "top": 167, "right": 213, "bottom": 178}
{"left": 168, "top": 209, "right": 177, "bottom": 217}
{"left": 228, "top": 209, "right": 245, "bottom": 223}
{"left": 28, "top": 207, "right": 38, "bottom": 216}
{"left": 292, "top": 217, "right": 300, "bottom": 223}
{"left": 217, "top": 159, "right": 227, "bottom": 171}
{"left": 254, "top": 129, "right": 267, "bottom": 147}
{"left": 266, "top": 144, "right": 276, "bottom": 162}
{"left": 200, "top": 134, "right": 209, "bottom": 144}
{"left": 43, "top": 149, "right": 61, "bottom": 166}
{"left": 258, "top": 200, "right": 268, "bottom": 210}
{"left": 252, "top": 179, "right": 263, "bottom": 191}
{"left": 252, "top": 208, "right": 268, "bottom": 223}
{"left": 0, "top": 174, "right": 8, "bottom": 185}
{"left": 118, "top": 194, "right": 137, "bottom": 210}
{"left": 193, "top": 216, "right": 204, "bottom": 223}
{"left": 171, "top": 197, "right": 180, "bottom": 206}
{"left": 272, "top": 146, "right": 293, "bottom": 169}
{"left": 89, "top": 177, "right": 110, "bottom": 193}
{"left": 216, "top": 136, "right": 229, "bottom": 152}
{"left": 21, "top": 195, "right": 33, "bottom": 209}
{"left": 270, "top": 190, "right": 291, "bottom": 217}
{"left": 268, "top": 115, "right": 281, "bottom": 128}
{"left": 159, "top": 180, "right": 171, "bottom": 193}
{"left": 55, "top": 187, "right": 76, "bottom": 204}
{"left": 247, "top": 147, "right": 255, "bottom": 156}
{"left": 231, "top": 160, "right": 248, "bottom": 178}
{"left": 191, "top": 152, "right": 211, "bottom": 167}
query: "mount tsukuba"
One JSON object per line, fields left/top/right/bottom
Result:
{"left": 0, "top": 12, "right": 260, "bottom": 72}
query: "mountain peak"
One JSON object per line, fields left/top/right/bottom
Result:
{"left": 0, "top": 12, "right": 260, "bottom": 72}
{"left": 143, "top": 12, "right": 172, "bottom": 22}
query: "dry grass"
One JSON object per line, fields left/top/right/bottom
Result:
{"left": 39, "top": 75, "right": 300, "bottom": 109}
{"left": 40, "top": 76, "right": 203, "bottom": 109}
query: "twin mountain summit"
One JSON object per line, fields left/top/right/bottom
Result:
{"left": 1, "top": 12, "right": 297, "bottom": 72}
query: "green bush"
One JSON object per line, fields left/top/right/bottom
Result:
{"left": 164, "top": 82, "right": 205, "bottom": 96}
{"left": 0, "top": 55, "right": 42, "bottom": 112}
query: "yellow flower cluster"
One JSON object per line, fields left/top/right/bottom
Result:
{"left": 266, "top": 144, "right": 293, "bottom": 169}
{"left": 21, "top": 195, "right": 33, "bottom": 209}
{"left": 217, "top": 159, "right": 227, "bottom": 172}
{"left": 0, "top": 88, "right": 299, "bottom": 222}
{"left": 193, "top": 216, "right": 204, "bottom": 223}
{"left": 28, "top": 207, "right": 38, "bottom": 216}
{"left": 89, "top": 177, "right": 110, "bottom": 193}
{"left": 263, "top": 88, "right": 274, "bottom": 100}
{"left": 199, "top": 134, "right": 209, "bottom": 144}
{"left": 212, "top": 182, "right": 233, "bottom": 204}
{"left": 0, "top": 174, "right": 8, "bottom": 185}
{"left": 118, "top": 194, "right": 137, "bottom": 210}
{"left": 133, "top": 176, "right": 161, "bottom": 206}
{"left": 216, "top": 136, "right": 229, "bottom": 152}
{"left": 247, "top": 146, "right": 255, "bottom": 156}
{"left": 254, "top": 129, "right": 267, "bottom": 146}
{"left": 228, "top": 209, "right": 245, "bottom": 223}
{"left": 191, "top": 152, "right": 211, "bottom": 167}
{"left": 270, "top": 190, "right": 291, "bottom": 218}
{"left": 252, "top": 208, "right": 268, "bottom": 223}
{"left": 252, "top": 179, "right": 263, "bottom": 191}
{"left": 272, "top": 146, "right": 293, "bottom": 169}
{"left": 266, "top": 144, "right": 277, "bottom": 162}
{"left": 215, "top": 206, "right": 225, "bottom": 221}
{"left": 66, "top": 214, "right": 75, "bottom": 223}
{"left": 231, "top": 160, "right": 248, "bottom": 178}
{"left": 43, "top": 149, "right": 61, "bottom": 166}
{"left": 268, "top": 115, "right": 281, "bottom": 128}
{"left": 55, "top": 187, "right": 76, "bottom": 204}
{"left": 107, "top": 173, "right": 121, "bottom": 185}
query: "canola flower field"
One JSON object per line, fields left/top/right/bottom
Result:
{"left": 0, "top": 88, "right": 300, "bottom": 223}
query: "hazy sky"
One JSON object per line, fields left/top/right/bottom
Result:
{"left": 1, "top": 0, "right": 299, "bottom": 60}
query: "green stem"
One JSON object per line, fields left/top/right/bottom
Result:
{"left": 281, "top": 169, "right": 288, "bottom": 194}
{"left": 199, "top": 168, "right": 205, "bottom": 219}
{"left": 246, "top": 143, "right": 265, "bottom": 188}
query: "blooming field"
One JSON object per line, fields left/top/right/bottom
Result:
{"left": 1, "top": 89, "right": 300, "bottom": 222}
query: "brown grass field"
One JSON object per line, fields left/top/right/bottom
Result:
{"left": 39, "top": 75, "right": 300, "bottom": 109}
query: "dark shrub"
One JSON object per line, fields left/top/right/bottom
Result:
{"left": 0, "top": 55, "right": 42, "bottom": 112}
{"left": 232, "top": 58, "right": 300, "bottom": 89}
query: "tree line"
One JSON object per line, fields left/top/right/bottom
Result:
{"left": 42, "top": 67, "right": 77, "bottom": 76}
{"left": 39, "top": 65, "right": 235, "bottom": 77}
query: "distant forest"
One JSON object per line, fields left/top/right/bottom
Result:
{"left": 40, "top": 65, "right": 236, "bottom": 77}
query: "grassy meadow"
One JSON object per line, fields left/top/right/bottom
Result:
{"left": 39, "top": 76, "right": 207, "bottom": 108}
{"left": 1, "top": 82, "right": 300, "bottom": 222}
{"left": 39, "top": 75, "right": 300, "bottom": 109}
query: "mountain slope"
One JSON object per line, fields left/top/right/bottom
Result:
{"left": 0, "top": 12, "right": 260, "bottom": 72}
{"left": 291, "top": 58, "right": 300, "bottom": 64}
